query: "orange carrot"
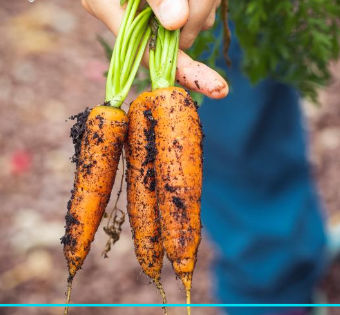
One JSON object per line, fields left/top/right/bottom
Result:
{"left": 62, "top": 105, "right": 127, "bottom": 281}
{"left": 148, "top": 22, "right": 203, "bottom": 314}
{"left": 151, "top": 87, "right": 203, "bottom": 312}
{"left": 62, "top": 106, "right": 127, "bottom": 314}
{"left": 125, "top": 92, "right": 168, "bottom": 310}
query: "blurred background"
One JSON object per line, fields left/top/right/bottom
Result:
{"left": 1, "top": 1, "right": 340, "bottom": 315}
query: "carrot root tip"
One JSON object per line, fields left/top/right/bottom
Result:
{"left": 186, "top": 288, "right": 191, "bottom": 315}
{"left": 64, "top": 279, "right": 73, "bottom": 315}
{"left": 155, "top": 279, "right": 168, "bottom": 315}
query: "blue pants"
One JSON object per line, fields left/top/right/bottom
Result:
{"left": 199, "top": 33, "right": 326, "bottom": 315}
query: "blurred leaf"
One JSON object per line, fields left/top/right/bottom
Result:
{"left": 190, "top": 91, "right": 205, "bottom": 106}
{"left": 134, "top": 67, "right": 151, "bottom": 94}
{"left": 97, "top": 35, "right": 113, "bottom": 61}
{"left": 230, "top": 0, "right": 340, "bottom": 102}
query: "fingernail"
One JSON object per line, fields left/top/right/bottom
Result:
{"left": 158, "top": 0, "right": 185, "bottom": 29}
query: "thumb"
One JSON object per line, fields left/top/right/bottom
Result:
{"left": 147, "top": 0, "right": 189, "bottom": 30}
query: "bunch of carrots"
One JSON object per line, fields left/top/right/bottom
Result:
{"left": 61, "top": 1, "right": 209, "bottom": 314}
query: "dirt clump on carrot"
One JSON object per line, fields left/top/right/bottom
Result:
{"left": 142, "top": 108, "right": 158, "bottom": 167}
{"left": 69, "top": 108, "right": 91, "bottom": 165}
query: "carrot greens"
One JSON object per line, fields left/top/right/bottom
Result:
{"left": 105, "top": 1, "right": 152, "bottom": 107}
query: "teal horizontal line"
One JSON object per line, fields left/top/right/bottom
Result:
{"left": 0, "top": 304, "right": 339, "bottom": 307}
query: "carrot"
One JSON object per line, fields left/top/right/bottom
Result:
{"left": 125, "top": 93, "right": 168, "bottom": 310}
{"left": 62, "top": 1, "right": 152, "bottom": 313}
{"left": 62, "top": 105, "right": 127, "bottom": 277}
{"left": 149, "top": 23, "right": 203, "bottom": 315}
{"left": 61, "top": 105, "right": 127, "bottom": 314}
{"left": 152, "top": 87, "right": 203, "bottom": 313}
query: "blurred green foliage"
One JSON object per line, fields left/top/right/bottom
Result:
{"left": 230, "top": 0, "right": 340, "bottom": 102}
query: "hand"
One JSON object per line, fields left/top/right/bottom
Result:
{"left": 82, "top": 0, "right": 228, "bottom": 99}
{"left": 146, "top": 0, "right": 221, "bottom": 50}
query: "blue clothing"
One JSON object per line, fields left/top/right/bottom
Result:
{"left": 199, "top": 32, "right": 326, "bottom": 315}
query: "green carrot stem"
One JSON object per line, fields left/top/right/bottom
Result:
{"left": 170, "top": 30, "right": 180, "bottom": 86}
{"left": 106, "top": 0, "right": 135, "bottom": 98}
{"left": 161, "top": 29, "right": 171, "bottom": 69}
{"left": 120, "top": 25, "right": 147, "bottom": 85}
{"left": 120, "top": 7, "right": 152, "bottom": 62}
{"left": 110, "top": 27, "right": 152, "bottom": 107}
{"left": 155, "top": 26, "right": 164, "bottom": 69}
{"left": 165, "top": 30, "right": 179, "bottom": 84}
{"left": 123, "top": 0, "right": 140, "bottom": 44}
{"left": 149, "top": 24, "right": 180, "bottom": 90}
{"left": 118, "top": 0, "right": 140, "bottom": 61}
{"left": 105, "top": 0, "right": 151, "bottom": 106}
{"left": 120, "top": 11, "right": 151, "bottom": 84}
{"left": 114, "top": 0, "right": 140, "bottom": 94}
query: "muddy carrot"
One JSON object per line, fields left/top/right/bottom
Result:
{"left": 125, "top": 92, "right": 168, "bottom": 311}
{"left": 62, "top": 105, "right": 127, "bottom": 278}
{"left": 152, "top": 87, "right": 203, "bottom": 315}
{"left": 149, "top": 23, "right": 203, "bottom": 315}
